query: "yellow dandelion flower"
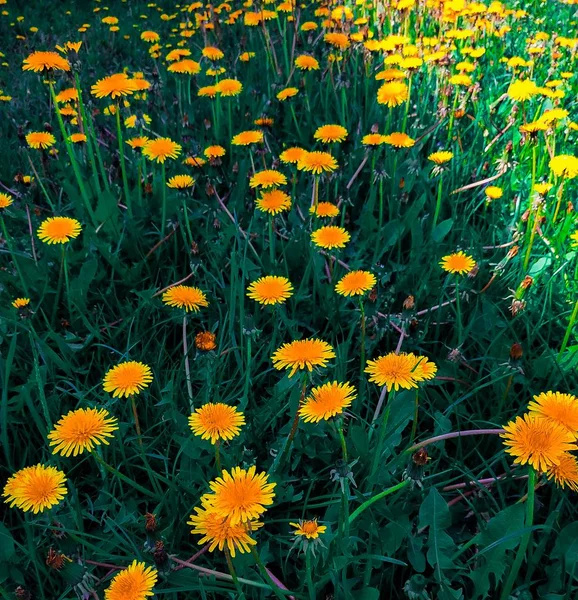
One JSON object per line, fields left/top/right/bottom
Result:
{"left": 250, "top": 169, "right": 287, "bottom": 189}
{"left": 277, "top": 87, "right": 299, "bottom": 101}
{"left": 232, "top": 130, "right": 264, "bottom": 146}
{"left": 365, "top": 352, "right": 418, "bottom": 391}
{"left": 550, "top": 154, "right": 578, "bottom": 179}
{"left": 48, "top": 407, "right": 118, "bottom": 457}
{"left": 12, "top": 297, "right": 30, "bottom": 309}
{"left": 37, "top": 217, "right": 82, "bottom": 245}
{"left": 204, "top": 466, "right": 276, "bottom": 525}
{"left": 215, "top": 78, "right": 242, "bottom": 96}
{"left": 311, "top": 225, "right": 350, "bottom": 249}
{"left": 3, "top": 464, "right": 67, "bottom": 514}
{"left": 290, "top": 518, "right": 327, "bottom": 539}
{"left": 362, "top": 133, "right": 388, "bottom": 146}
{"left": 26, "top": 132, "right": 56, "bottom": 149}
{"left": 167, "top": 175, "right": 195, "bottom": 189}
{"left": 507, "top": 79, "right": 539, "bottom": 101}
{"left": 22, "top": 51, "right": 70, "bottom": 73}
{"left": 189, "top": 403, "right": 245, "bottom": 444}
{"left": 256, "top": 189, "right": 291, "bottom": 215}
{"left": 272, "top": 338, "right": 335, "bottom": 377}
{"left": 69, "top": 133, "right": 87, "bottom": 143}
{"left": 501, "top": 413, "right": 577, "bottom": 472}
{"left": 103, "top": 361, "right": 153, "bottom": 398}
{"left": 295, "top": 55, "right": 320, "bottom": 70}
{"left": 528, "top": 391, "right": 578, "bottom": 438}
{"left": 428, "top": 151, "right": 453, "bottom": 164}
{"left": 377, "top": 81, "right": 409, "bottom": 107}
{"left": 314, "top": 124, "right": 348, "bottom": 144}
{"left": 485, "top": 186, "right": 503, "bottom": 200}
{"left": 546, "top": 452, "right": 578, "bottom": 491}
{"left": 91, "top": 73, "right": 137, "bottom": 99}
{"left": 310, "top": 202, "right": 340, "bottom": 218}
{"left": 188, "top": 506, "right": 261, "bottom": 557}
{"left": 143, "top": 138, "right": 182, "bottom": 163}
{"left": 247, "top": 276, "right": 293, "bottom": 305}
{"left": 168, "top": 59, "right": 201, "bottom": 75}
{"left": 202, "top": 46, "right": 224, "bottom": 60}
{"left": 0, "top": 192, "right": 14, "bottom": 209}
{"left": 104, "top": 560, "right": 158, "bottom": 600}
{"left": 299, "top": 381, "right": 356, "bottom": 423}
{"left": 195, "top": 331, "right": 217, "bottom": 351}
{"left": 335, "top": 270, "right": 376, "bottom": 297}
{"left": 162, "top": 285, "right": 208, "bottom": 312}
{"left": 297, "top": 151, "right": 338, "bottom": 174}
{"left": 383, "top": 132, "right": 415, "bottom": 148}
{"left": 279, "top": 147, "right": 307, "bottom": 164}
{"left": 440, "top": 251, "right": 476, "bottom": 275}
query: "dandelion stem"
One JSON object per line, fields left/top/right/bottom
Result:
{"left": 215, "top": 440, "right": 222, "bottom": 473}
{"left": 130, "top": 395, "right": 143, "bottom": 446}
{"left": 359, "top": 298, "right": 366, "bottom": 384}
{"left": 269, "top": 215, "right": 275, "bottom": 265}
{"left": 369, "top": 395, "right": 392, "bottom": 481}
{"left": 552, "top": 180, "right": 565, "bottom": 223}
{"left": 432, "top": 173, "right": 444, "bottom": 230}
{"left": 559, "top": 298, "right": 578, "bottom": 359}
{"left": 182, "top": 315, "right": 194, "bottom": 408}
{"left": 115, "top": 105, "right": 131, "bottom": 217}
{"left": 161, "top": 162, "right": 167, "bottom": 237}
{"left": 348, "top": 479, "right": 410, "bottom": 525}
{"left": 499, "top": 467, "right": 536, "bottom": 600}
{"left": 337, "top": 419, "right": 348, "bottom": 462}
{"left": 225, "top": 549, "right": 245, "bottom": 599}
{"left": 406, "top": 428, "right": 505, "bottom": 453}
{"left": 305, "top": 551, "right": 316, "bottom": 600}
{"left": 62, "top": 246, "right": 72, "bottom": 318}
{"left": 249, "top": 548, "right": 287, "bottom": 600}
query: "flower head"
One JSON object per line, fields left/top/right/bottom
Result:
{"left": 48, "top": 408, "right": 118, "bottom": 457}
{"left": 103, "top": 361, "right": 153, "bottom": 398}
{"left": 297, "top": 151, "right": 338, "bottom": 174}
{"left": 204, "top": 145, "right": 226, "bottom": 159}
{"left": 277, "top": 87, "right": 299, "bottom": 101}
{"left": 202, "top": 46, "right": 224, "bottom": 60}
{"left": 168, "top": 59, "right": 201, "bottom": 75}
{"left": 232, "top": 130, "right": 264, "bottom": 146}
{"left": 550, "top": 154, "right": 578, "bottom": 179}
{"left": 0, "top": 193, "right": 13, "bottom": 209}
{"left": 365, "top": 351, "right": 436, "bottom": 391}
{"left": 501, "top": 413, "right": 577, "bottom": 472}
{"left": 546, "top": 452, "right": 578, "bottom": 491}
{"left": 162, "top": 285, "right": 208, "bottom": 312}
{"left": 189, "top": 403, "right": 245, "bottom": 444}
{"left": 383, "top": 132, "right": 415, "bottom": 148}
{"left": 195, "top": 331, "right": 217, "bottom": 351}
{"left": 528, "top": 391, "right": 578, "bottom": 438}
{"left": 377, "top": 81, "right": 409, "bottom": 107}
{"left": 167, "top": 175, "right": 195, "bottom": 189}
{"left": 26, "top": 132, "right": 56, "bottom": 149}
{"left": 290, "top": 518, "right": 327, "bottom": 539}
{"left": 362, "top": 133, "right": 388, "bottom": 146}
{"left": 335, "top": 270, "right": 376, "bottom": 297}
{"left": 205, "top": 466, "right": 276, "bottom": 525}
{"left": 272, "top": 338, "right": 335, "bottom": 376}
{"left": 143, "top": 138, "right": 182, "bottom": 163}
{"left": 428, "top": 151, "right": 453, "bottom": 165}
{"left": 280, "top": 147, "right": 307, "bottom": 164}
{"left": 216, "top": 78, "right": 242, "bottom": 96}
{"left": 250, "top": 170, "right": 287, "bottom": 189}
{"left": 440, "top": 251, "right": 476, "bottom": 275}
{"left": 247, "top": 276, "right": 293, "bottom": 305}
{"left": 295, "top": 55, "right": 319, "bottom": 70}
{"left": 91, "top": 73, "right": 137, "bottom": 99}
{"left": 310, "top": 202, "right": 340, "bottom": 218}
{"left": 188, "top": 506, "right": 261, "bottom": 557}
{"left": 22, "top": 51, "right": 70, "bottom": 73}
{"left": 37, "top": 217, "right": 82, "bottom": 245}
{"left": 314, "top": 124, "right": 348, "bottom": 144}
{"left": 3, "top": 464, "right": 67, "bottom": 514}
{"left": 299, "top": 381, "right": 356, "bottom": 423}
{"left": 104, "top": 560, "right": 158, "bottom": 600}
{"left": 126, "top": 136, "right": 150, "bottom": 150}
{"left": 12, "top": 297, "right": 30, "bottom": 309}
{"left": 507, "top": 79, "right": 539, "bottom": 101}
{"left": 311, "top": 225, "right": 350, "bottom": 249}
{"left": 485, "top": 186, "right": 503, "bottom": 200}
{"left": 256, "top": 189, "right": 291, "bottom": 215}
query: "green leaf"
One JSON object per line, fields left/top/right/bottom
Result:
{"left": 432, "top": 218, "right": 454, "bottom": 243}
{"left": 0, "top": 523, "right": 15, "bottom": 562}
{"left": 552, "top": 521, "right": 578, "bottom": 580}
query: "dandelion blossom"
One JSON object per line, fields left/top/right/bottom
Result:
{"left": 143, "top": 138, "right": 182, "bottom": 163}
{"left": 205, "top": 466, "right": 276, "bottom": 525}
{"left": 189, "top": 403, "right": 245, "bottom": 444}
{"left": 12, "top": 297, "right": 30, "bottom": 309}
{"left": 250, "top": 170, "right": 287, "bottom": 189}
{"left": 299, "top": 381, "right": 356, "bottom": 423}
{"left": 232, "top": 130, "right": 263, "bottom": 146}
{"left": 0, "top": 193, "right": 13, "bottom": 209}
{"left": 256, "top": 190, "right": 291, "bottom": 215}
{"left": 528, "top": 391, "right": 578, "bottom": 438}
{"left": 314, "top": 124, "right": 348, "bottom": 144}
{"left": 311, "top": 225, "right": 350, "bottom": 249}
{"left": 377, "top": 81, "right": 409, "bottom": 107}
{"left": 507, "top": 79, "right": 539, "bottom": 101}
{"left": 26, "top": 132, "right": 56, "bottom": 149}
{"left": 48, "top": 408, "right": 118, "bottom": 457}
{"left": 167, "top": 175, "right": 195, "bottom": 189}
{"left": 104, "top": 560, "right": 158, "bottom": 600}
{"left": 428, "top": 151, "right": 453, "bottom": 164}
{"left": 295, "top": 55, "right": 319, "bottom": 70}
{"left": 272, "top": 338, "right": 335, "bottom": 376}
{"left": 91, "top": 73, "right": 137, "bottom": 99}
{"left": 501, "top": 413, "right": 576, "bottom": 472}
{"left": 195, "top": 331, "right": 217, "bottom": 351}
{"left": 277, "top": 87, "right": 299, "bottom": 101}
{"left": 22, "top": 51, "right": 70, "bottom": 73}
{"left": 383, "top": 132, "right": 415, "bottom": 148}
{"left": 310, "top": 202, "right": 340, "bottom": 218}
{"left": 37, "top": 217, "right": 81, "bottom": 245}
{"left": 215, "top": 78, "right": 242, "bottom": 96}
{"left": 247, "top": 276, "right": 293, "bottom": 305}
{"left": 3, "top": 464, "right": 67, "bottom": 514}
{"left": 550, "top": 154, "right": 578, "bottom": 179}
{"left": 103, "top": 361, "right": 153, "bottom": 398}
{"left": 290, "top": 518, "right": 327, "bottom": 539}
{"left": 546, "top": 452, "right": 578, "bottom": 491}
{"left": 440, "top": 251, "right": 476, "bottom": 275}
{"left": 297, "top": 151, "right": 338, "bottom": 174}
{"left": 365, "top": 352, "right": 419, "bottom": 391}
{"left": 162, "top": 285, "right": 208, "bottom": 312}
{"left": 280, "top": 147, "right": 307, "bottom": 164}
{"left": 188, "top": 506, "right": 261, "bottom": 557}
{"left": 335, "top": 270, "right": 376, "bottom": 296}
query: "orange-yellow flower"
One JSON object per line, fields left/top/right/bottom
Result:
{"left": 272, "top": 338, "right": 335, "bottom": 376}
{"left": 189, "top": 403, "right": 245, "bottom": 444}
{"left": 299, "top": 381, "right": 356, "bottom": 422}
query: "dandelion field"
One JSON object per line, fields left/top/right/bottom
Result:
{"left": 2, "top": 0, "right": 578, "bottom": 598}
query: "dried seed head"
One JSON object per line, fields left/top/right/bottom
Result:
{"left": 412, "top": 448, "right": 430, "bottom": 466}
{"left": 403, "top": 295, "right": 415, "bottom": 310}
{"left": 144, "top": 512, "right": 157, "bottom": 533}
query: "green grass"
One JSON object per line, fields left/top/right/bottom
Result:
{"left": 1, "top": 0, "right": 578, "bottom": 598}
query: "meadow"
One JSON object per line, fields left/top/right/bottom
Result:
{"left": 1, "top": 0, "right": 578, "bottom": 598}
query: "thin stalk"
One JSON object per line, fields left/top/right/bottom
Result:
{"left": 359, "top": 298, "right": 366, "bottom": 383}
{"left": 559, "top": 298, "right": 578, "bottom": 359}
{"left": 250, "top": 548, "right": 287, "bottom": 600}
{"left": 432, "top": 174, "right": 444, "bottom": 230}
{"left": 225, "top": 549, "right": 246, "bottom": 599}
{"left": 269, "top": 215, "right": 275, "bottom": 264}
{"left": 523, "top": 206, "right": 541, "bottom": 271}
{"left": 130, "top": 395, "right": 143, "bottom": 446}
{"left": 337, "top": 419, "right": 348, "bottom": 462}
{"left": 406, "top": 428, "right": 505, "bottom": 453}
{"left": 0, "top": 215, "right": 29, "bottom": 295}
{"left": 215, "top": 440, "right": 222, "bottom": 473}
{"left": 349, "top": 480, "right": 410, "bottom": 524}
{"left": 305, "top": 551, "right": 316, "bottom": 600}
{"left": 161, "top": 162, "right": 167, "bottom": 236}
{"left": 499, "top": 468, "right": 536, "bottom": 600}
{"left": 552, "top": 180, "right": 565, "bottom": 223}
{"left": 62, "top": 246, "right": 72, "bottom": 318}
{"left": 369, "top": 393, "right": 393, "bottom": 481}
{"left": 183, "top": 315, "right": 194, "bottom": 409}
{"left": 115, "top": 106, "right": 131, "bottom": 216}
{"left": 455, "top": 278, "right": 462, "bottom": 344}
